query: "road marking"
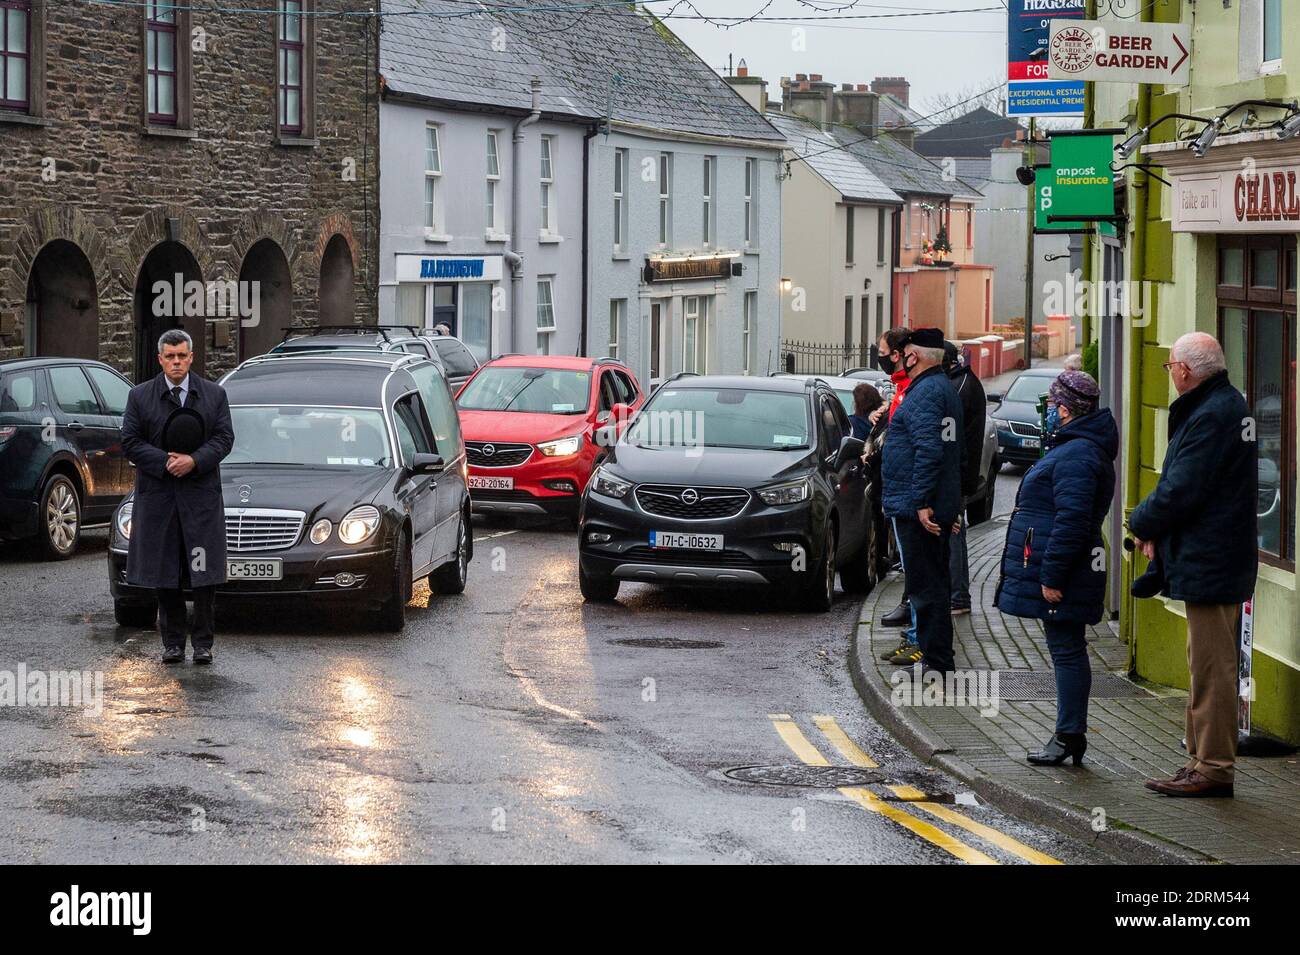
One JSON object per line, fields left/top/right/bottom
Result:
{"left": 812, "top": 715, "right": 879, "bottom": 768}
{"left": 769, "top": 715, "right": 996, "bottom": 865}
{"left": 476, "top": 529, "right": 521, "bottom": 541}
{"left": 888, "top": 785, "right": 1063, "bottom": 866}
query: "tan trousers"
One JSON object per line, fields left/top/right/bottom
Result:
{"left": 1183, "top": 603, "right": 1241, "bottom": 784}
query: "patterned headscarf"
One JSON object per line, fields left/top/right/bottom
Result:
{"left": 1048, "top": 369, "right": 1100, "bottom": 417}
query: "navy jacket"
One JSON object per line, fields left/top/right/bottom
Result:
{"left": 1128, "top": 371, "right": 1257, "bottom": 605}
{"left": 948, "top": 362, "right": 986, "bottom": 500}
{"left": 881, "top": 364, "right": 963, "bottom": 524}
{"left": 996, "top": 408, "right": 1118, "bottom": 624}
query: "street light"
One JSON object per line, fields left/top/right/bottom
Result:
{"left": 1190, "top": 118, "right": 1222, "bottom": 158}
{"left": 1278, "top": 111, "right": 1300, "bottom": 141}
{"left": 1114, "top": 114, "right": 1214, "bottom": 160}
{"left": 780, "top": 277, "right": 792, "bottom": 293}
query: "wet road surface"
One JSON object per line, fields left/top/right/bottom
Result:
{"left": 0, "top": 467, "right": 1112, "bottom": 863}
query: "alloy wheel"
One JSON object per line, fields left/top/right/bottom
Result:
{"left": 46, "top": 481, "right": 79, "bottom": 554}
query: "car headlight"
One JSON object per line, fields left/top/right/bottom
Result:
{"left": 115, "top": 501, "right": 133, "bottom": 541}
{"left": 309, "top": 518, "right": 333, "bottom": 544}
{"left": 538, "top": 434, "right": 583, "bottom": 457}
{"left": 758, "top": 478, "right": 811, "bottom": 506}
{"left": 590, "top": 467, "right": 632, "bottom": 500}
{"left": 338, "top": 505, "right": 381, "bottom": 545}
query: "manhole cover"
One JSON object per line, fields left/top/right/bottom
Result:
{"left": 994, "top": 670, "right": 1146, "bottom": 701}
{"left": 724, "top": 765, "right": 883, "bottom": 788}
{"left": 609, "top": 637, "right": 723, "bottom": 649}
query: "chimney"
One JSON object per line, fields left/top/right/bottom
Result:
{"left": 783, "top": 73, "right": 835, "bottom": 130}
{"left": 724, "top": 61, "right": 769, "bottom": 115}
{"left": 833, "top": 85, "right": 880, "bottom": 138}
{"left": 870, "top": 76, "right": 910, "bottom": 107}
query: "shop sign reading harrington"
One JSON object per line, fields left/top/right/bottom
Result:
{"left": 1171, "top": 163, "right": 1300, "bottom": 233}
{"left": 642, "top": 255, "right": 736, "bottom": 283}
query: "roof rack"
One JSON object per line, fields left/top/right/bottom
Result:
{"left": 233, "top": 352, "right": 427, "bottom": 374}
{"left": 593, "top": 357, "right": 627, "bottom": 368}
{"left": 279, "top": 324, "right": 416, "bottom": 343}
{"left": 663, "top": 371, "right": 701, "bottom": 384}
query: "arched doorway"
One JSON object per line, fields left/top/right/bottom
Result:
{"left": 26, "top": 241, "right": 100, "bottom": 359}
{"left": 318, "top": 234, "right": 355, "bottom": 326}
{"left": 134, "top": 242, "right": 206, "bottom": 382}
{"left": 238, "top": 238, "right": 293, "bottom": 358}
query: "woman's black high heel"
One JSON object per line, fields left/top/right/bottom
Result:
{"left": 1026, "top": 732, "right": 1087, "bottom": 766}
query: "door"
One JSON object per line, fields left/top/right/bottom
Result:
{"left": 409, "top": 363, "right": 467, "bottom": 564}
{"left": 649, "top": 301, "right": 667, "bottom": 389}
{"left": 46, "top": 365, "right": 119, "bottom": 520}
{"left": 392, "top": 393, "right": 440, "bottom": 575}
{"left": 84, "top": 363, "right": 134, "bottom": 499}
{"left": 818, "top": 391, "right": 866, "bottom": 560}
{"left": 431, "top": 284, "right": 457, "bottom": 335}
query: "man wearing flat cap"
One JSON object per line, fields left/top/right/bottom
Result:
{"left": 121, "top": 329, "right": 234, "bottom": 664}
{"left": 881, "top": 327, "right": 964, "bottom": 676}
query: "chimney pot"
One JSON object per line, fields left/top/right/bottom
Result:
{"left": 857, "top": 84, "right": 869, "bottom": 92}
{"left": 737, "top": 65, "right": 748, "bottom": 78}
{"left": 795, "top": 73, "right": 807, "bottom": 82}
{"left": 799, "top": 81, "right": 810, "bottom": 91}
{"left": 810, "top": 73, "right": 823, "bottom": 83}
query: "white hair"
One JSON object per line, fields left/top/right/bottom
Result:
{"left": 1171, "top": 332, "right": 1226, "bottom": 380}
{"left": 1063, "top": 353, "right": 1082, "bottom": 371}
{"left": 157, "top": 328, "right": 193, "bottom": 354}
{"left": 911, "top": 345, "right": 945, "bottom": 365}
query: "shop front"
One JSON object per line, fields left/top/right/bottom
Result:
{"left": 635, "top": 253, "right": 744, "bottom": 389}
{"left": 392, "top": 253, "right": 503, "bottom": 362}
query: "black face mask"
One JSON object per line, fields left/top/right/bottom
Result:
{"left": 876, "top": 352, "right": 896, "bottom": 374}
{"left": 904, "top": 353, "right": 920, "bottom": 376}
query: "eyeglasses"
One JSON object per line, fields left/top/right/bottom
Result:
{"left": 1162, "top": 360, "right": 1187, "bottom": 372}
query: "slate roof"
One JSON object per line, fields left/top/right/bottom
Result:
{"left": 833, "top": 128, "right": 984, "bottom": 202}
{"left": 381, "top": 0, "right": 783, "bottom": 144}
{"left": 914, "top": 106, "right": 1026, "bottom": 159}
{"left": 877, "top": 92, "right": 930, "bottom": 133}
{"left": 766, "top": 111, "right": 900, "bottom": 205}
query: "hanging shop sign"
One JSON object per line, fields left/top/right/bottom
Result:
{"left": 1046, "top": 18, "right": 1191, "bottom": 86}
{"left": 643, "top": 255, "right": 738, "bottom": 284}
{"left": 1007, "top": 0, "right": 1085, "bottom": 117}
{"left": 1047, "top": 132, "right": 1117, "bottom": 220}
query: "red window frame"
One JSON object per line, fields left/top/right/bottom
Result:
{"left": 277, "top": 0, "right": 304, "bottom": 134}
{"left": 145, "top": 1, "right": 178, "bottom": 125}
{"left": 0, "top": 0, "right": 31, "bottom": 112}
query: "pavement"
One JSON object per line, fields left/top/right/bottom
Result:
{"left": 850, "top": 514, "right": 1300, "bottom": 865}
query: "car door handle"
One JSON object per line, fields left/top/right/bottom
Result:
{"left": 67, "top": 421, "right": 84, "bottom": 431}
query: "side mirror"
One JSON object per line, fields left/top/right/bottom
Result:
{"left": 832, "top": 435, "right": 866, "bottom": 471}
{"left": 410, "top": 452, "right": 444, "bottom": 474}
{"left": 986, "top": 393, "right": 1004, "bottom": 404}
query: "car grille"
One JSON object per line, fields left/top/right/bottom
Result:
{"left": 466, "top": 441, "right": 532, "bottom": 468}
{"left": 225, "top": 508, "right": 305, "bottom": 552}
{"left": 622, "top": 546, "right": 758, "bottom": 567}
{"left": 1008, "top": 421, "right": 1041, "bottom": 438}
{"left": 634, "top": 484, "right": 750, "bottom": 521}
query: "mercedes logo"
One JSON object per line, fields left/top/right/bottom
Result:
{"left": 238, "top": 484, "right": 252, "bottom": 503}
{"left": 680, "top": 487, "right": 699, "bottom": 505}
{"left": 482, "top": 444, "right": 496, "bottom": 457}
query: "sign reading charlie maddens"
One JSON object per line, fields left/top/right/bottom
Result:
{"left": 1171, "top": 163, "right": 1300, "bottom": 233}
{"left": 643, "top": 256, "right": 734, "bottom": 283}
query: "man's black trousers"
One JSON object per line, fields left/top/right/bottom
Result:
{"left": 894, "top": 517, "right": 954, "bottom": 672}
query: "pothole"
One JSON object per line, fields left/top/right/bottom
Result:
{"left": 609, "top": 637, "right": 724, "bottom": 649}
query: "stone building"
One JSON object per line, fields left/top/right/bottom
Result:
{"left": 0, "top": 0, "right": 378, "bottom": 381}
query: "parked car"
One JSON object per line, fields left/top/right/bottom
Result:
{"left": 270, "top": 326, "right": 481, "bottom": 390}
{"left": 577, "top": 374, "right": 878, "bottom": 611}
{"left": 987, "top": 366, "right": 1061, "bottom": 467}
{"left": 107, "top": 352, "right": 471, "bottom": 632}
{"left": 455, "top": 355, "right": 645, "bottom": 522}
{"left": 1, "top": 357, "right": 134, "bottom": 559}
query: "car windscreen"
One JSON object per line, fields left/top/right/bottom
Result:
{"left": 1005, "top": 376, "right": 1053, "bottom": 402}
{"left": 226, "top": 406, "right": 392, "bottom": 468}
{"left": 456, "top": 367, "right": 590, "bottom": 415}
{"left": 627, "top": 387, "right": 810, "bottom": 450}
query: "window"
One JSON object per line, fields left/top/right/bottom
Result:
{"left": 613, "top": 148, "right": 628, "bottom": 252}
{"left": 48, "top": 367, "right": 101, "bottom": 416}
{"left": 277, "top": 0, "right": 305, "bottom": 134}
{"left": 1218, "top": 235, "right": 1297, "bottom": 565}
{"left": 702, "top": 156, "right": 716, "bottom": 246}
{"left": 536, "top": 277, "right": 556, "bottom": 354}
{"left": 145, "top": 2, "right": 178, "bottom": 124}
{"left": 0, "top": 370, "right": 37, "bottom": 411}
{"left": 0, "top": 1, "right": 30, "bottom": 111}
{"left": 743, "top": 290, "right": 757, "bottom": 375}
{"left": 658, "top": 152, "right": 672, "bottom": 247}
{"left": 423, "top": 124, "right": 443, "bottom": 232}
{"left": 608, "top": 299, "right": 625, "bottom": 360}
{"left": 409, "top": 365, "right": 463, "bottom": 462}
{"left": 86, "top": 366, "right": 131, "bottom": 416}
{"left": 393, "top": 394, "right": 434, "bottom": 467}
{"left": 486, "top": 130, "right": 501, "bottom": 233}
{"left": 459, "top": 284, "right": 491, "bottom": 363}
{"left": 540, "top": 135, "right": 555, "bottom": 235}
{"left": 744, "top": 158, "right": 757, "bottom": 247}
{"left": 846, "top": 206, "right": 855, "bottom": 265}
{"left": 844, "top": 298, "right": 854, "bottom": 352}
{"left": 396, "top": 283, "right": 426, "bottom": 328}
{"left": 877, "top": 209, "right": 887, "bottom": 265}
{"left": 432, "top": 338, "right": 479, "bottom": 378}
{"left": 683, "top": 296, "right": 710, "bottom": 374}
{"left": 904, "top": 202, "right": 913, "bottom": 249}
{"left": 1263, "top": 0, "right": 1283, "bottom": 67}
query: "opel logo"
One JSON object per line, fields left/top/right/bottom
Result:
{"left": 238, "top": 484, "right": 252, "bottom": 503}
{"left": 680, "top": 487, "right": 699, "bottom": 505}
{"left": 482, "top": 444, "right": 496, "bottom": 457}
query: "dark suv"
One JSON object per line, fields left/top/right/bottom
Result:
{"left": 269, "top": 325, "right": 481, "bottom": 390}
{"left": 0, "top": 357, "right": 134, "bottom": 558}
{"left": 577, "top": 375, "right": 879, "bottom": 611}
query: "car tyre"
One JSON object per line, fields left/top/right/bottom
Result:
{"left": 839, "top": 520, "right": 877, "bottom": 595}
{"left": 114, "top": 600, "right": 157, "bottom": 629}
{"left": 431, "top": 512, "right": 470, "bottom": 595}
{"left": 579, "top": 559, "right": 619, "bottom": 603}
{"left": 800, "top": 523, "right": 836, "bottom": 612}
{"left": 37, "top": 474, "right": 81, "bottom": 560}
{"left": 378, "top": 530, "right": 413, "bottom": 632}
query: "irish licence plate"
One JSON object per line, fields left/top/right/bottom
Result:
{"left": 650, "top": 531, "right": 723, "bottom": 551}
{"left": 1023, "top": 437, "right": 1040, "bottom": 449}
{"left": 227, "top": 559, "right": 283, "bottom": 580}
{"left": 469, "top": 476, "right": 514, "bottom": 490}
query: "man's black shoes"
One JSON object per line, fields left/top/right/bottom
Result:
{"left": 161, "top": 646, "right": 184, "bottom": 664}
{"left": 880, "top": 599, "right": 912, "bottom": 627}
{"left": 192, "top": 647, "right": 213, "bottom": 665}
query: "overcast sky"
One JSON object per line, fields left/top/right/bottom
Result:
{"left": 655, "top": 0, "right": 1010, "bottom": 119}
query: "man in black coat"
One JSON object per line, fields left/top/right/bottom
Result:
{"left": 944, "top": 341, "right": 985, "bottom": 614}
{"left": 1130, "top": 332, "right": 1257, "bottom": 798}
{"left": 121, "top": 329, "right": 234, "bottom": 664}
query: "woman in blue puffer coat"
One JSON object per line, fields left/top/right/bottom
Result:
{"left": 996, "top": 370, "right": 1118, "bottom": 767}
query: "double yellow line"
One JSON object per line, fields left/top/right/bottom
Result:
{"left": 769, "top": 714, "right": 1062, "bottom": 865}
